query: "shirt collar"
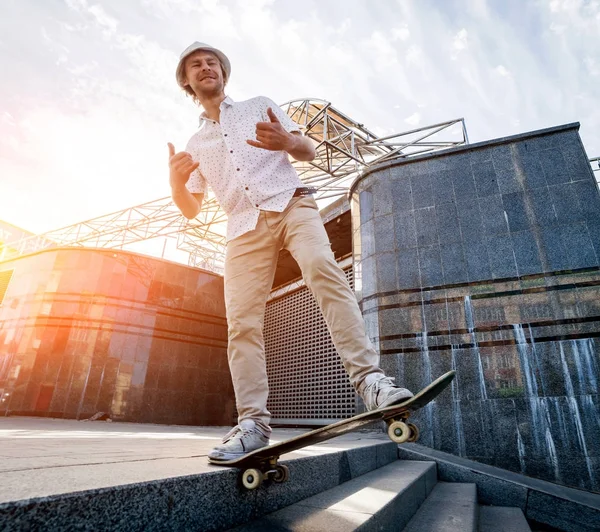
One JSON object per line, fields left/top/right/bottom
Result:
{"left": 199, "top": 95, "right": 234, "bottom": 123}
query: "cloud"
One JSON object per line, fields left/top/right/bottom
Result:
{"left": 466, "top": 0, "right": 492, "bottom": 20}
{"left": 87, "top": 4, "right": 118, "bottom": 36}
{"left": 584, "top": 56, "right": 599, "bottom": 77}
{"left": 0, "top": 0, "right": 599, "bottom": 235}
{"left": 549, "top": 22, "right": 568, "bottom": 34}
{"left": 404, "top": 112, "right": 421, "bottom": 126}
{"left": 452, "top": 28, "right": 469, "bottom": 56}
{"left": 494, "top": 65, "right": 511, "bottom": 77}
{"left": 392, "top": 26, "right": 410, "bottom": 41}
{"left": 406, "top": 45, "right": 423, "bottom": 66}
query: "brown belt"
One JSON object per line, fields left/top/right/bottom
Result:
{"left": 293, "top": 187, "right": 317, "bottom": 197}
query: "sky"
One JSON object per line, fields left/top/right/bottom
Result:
{"left": 1, "top": 0, "right": 599, "bottom": 237}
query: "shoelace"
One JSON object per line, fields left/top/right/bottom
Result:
{"left": 366, "top": 376, "right": 396, "bottom": 392}
{"left": 222, "top": 425, "right": 240, "bottom": 443}
{"left": 378, "top": 376, "right": 396, "bottom": 387}
{"left": 222, "top": 424, "right": 258, "bottom": 443}
{"left": 364, "top": 376, "right": 397, "bottom": 404}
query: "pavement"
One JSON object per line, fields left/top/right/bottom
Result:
{"left": 0, "top": 416, "right": 390, "bottom": 504}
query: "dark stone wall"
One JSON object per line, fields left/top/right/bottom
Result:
{"left": 350, "top": 123, "right": 600, "bottom": 492}
{"left": 0, "top": 248, "right": 234, "bottom": 426}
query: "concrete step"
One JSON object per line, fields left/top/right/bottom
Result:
{"left": 478, "top": 506, "right": 531, "bottom": 531}
{"left": 402, "top": 482, "right": 478, "bottom": 532}
{"left": 0, "top": 433, "right": 400, "bottom": 532}
{"left": 231, "top": 460, "right": 437, "bottom": 531}
{"left": 397, "top": 443, "right": 600, "bottom": 532}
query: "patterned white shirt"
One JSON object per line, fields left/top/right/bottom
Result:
{"left": 185, "top": 95, "right": 305, "bottom": 242}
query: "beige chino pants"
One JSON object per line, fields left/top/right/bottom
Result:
{"left": 224, "top": 195, "right": 384, "bottom": 436}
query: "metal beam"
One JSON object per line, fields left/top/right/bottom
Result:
{"left": 590, "top": 156, "right": 600, "bottom": 188}
{"left": 1, "top": 99, "right": 469, "bottom": 273}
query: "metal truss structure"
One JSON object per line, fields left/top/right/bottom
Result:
{"left": 1, "top": 99, "right": 469, "bottom": 273}
{"left": 282, "top": 99, "right": 468, "bottom": 201}
{"left": 1, "top": 195, "right": 228, "bottom": 271}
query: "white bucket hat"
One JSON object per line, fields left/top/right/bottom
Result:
{"left": 176, "top": 42, "right": 231, "bottom": 88}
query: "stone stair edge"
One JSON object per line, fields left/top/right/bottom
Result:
{"left": 0, "top": 441, "right": 400, "bottom": 532}
{"left": 397, "top": 443, "right": 599, "bottom": 532}
{"left": 478, "top": 506, "right": 532, "bottom": 532}
{"left": 397, "top": 443, "right": 600, "bottom": 509}
{"left": 231, "top": 460, "right": 438, "bottom": 531}
{"left": 402, "top": 481, "right": 479, "bottom": 532}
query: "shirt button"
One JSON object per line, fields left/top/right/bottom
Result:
{"left": 224, "top": 133, "right": 228, "bottom": 137}
{"left": 245, "top": 186, "right": 249, "bottom": 190}
{"left": 256, "top": 204, "right": 259, "bottom": 207}
{"left": 230, "top": 150, "right": 233, "bottom": 153}
{"left": 237, "top": 168, "right": 240, "bottom": 171}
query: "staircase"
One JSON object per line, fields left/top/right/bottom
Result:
{"left": 231, "top": 460, "right": 530, "bottom": 531}
{"left": 6, "top": 417, "right": 597, "bottom": 531}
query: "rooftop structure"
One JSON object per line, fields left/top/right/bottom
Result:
{"left": 0, "top": 100, "right": 468, "bottom": 273}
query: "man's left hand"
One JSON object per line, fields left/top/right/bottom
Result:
{"left": 247, "top": 107, "right": 296, "bottom": 152}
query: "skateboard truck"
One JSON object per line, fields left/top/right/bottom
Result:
{"left": 240, "top": 457, "right": 290, "bottom": 490}
{"left": 386, "top": 417, "right": 420, "bottom": 444}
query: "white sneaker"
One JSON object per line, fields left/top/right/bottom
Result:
{"left": 208, "top": 419, "right": 270, "bottom": 461}
{"left": 361, "top": 375, "right": 413, "bottom": 411}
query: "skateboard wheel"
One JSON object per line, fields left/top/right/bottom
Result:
{"left": 272, "top": 465, "right": 290, "bottom": 483}
{"left": 407, "top": 423, "right": 419, "bottom": 443}
{"left": 387, "top": 421, "right": 411, "bottom": 444}
{"left": 241, "top": 468, "right": 262, "bottom": 490}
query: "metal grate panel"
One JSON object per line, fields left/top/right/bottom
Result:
{"left": 265, "top": 266, "right": 357, "bottom": 425}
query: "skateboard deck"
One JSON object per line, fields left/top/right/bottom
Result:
{"left": 209, "top": 370, "right": 455, "bottom": 489}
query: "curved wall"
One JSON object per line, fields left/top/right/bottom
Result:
{"left": 0, "top": 248, "right": 234, "bottom": 426}
{"left": 350, "top": 123, "right": 600, "bottom": 492}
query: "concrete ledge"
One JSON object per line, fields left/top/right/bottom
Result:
{"left": 397, "top": 443, "right": 600, "bottom": 532}
{"left": 0, "top": 441, "right": 398, "bottom": 531}
{"left": 478, "top": 506, "right": 531, "bottom": 532}
{"left": 403, "top": 482, "right": 478, "bottom": 532}
{"left": 232, "top": 460, "right": 436, "bottom": 531}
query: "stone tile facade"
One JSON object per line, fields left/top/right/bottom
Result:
{"left": 350, "top": 123, "right": 600, "bottom": 492}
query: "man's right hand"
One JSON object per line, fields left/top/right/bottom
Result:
{"left": 168, "top": 142, "right": 199, "bottom": 188}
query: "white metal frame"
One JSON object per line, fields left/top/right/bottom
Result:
{"left": 590, "top": 156, "right": 600, "bottom": 187}
{"left": 1, "top": 99, "right": 469, "bottom": 273}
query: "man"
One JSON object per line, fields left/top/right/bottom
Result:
{"left": 169, "top": 42, "right": 413, "bottom": 461}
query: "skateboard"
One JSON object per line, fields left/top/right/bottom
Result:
{"left": 208, "top": 370, "right": 455, "bottom": 490}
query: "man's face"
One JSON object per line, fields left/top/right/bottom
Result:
{"left": 183, "top": 51, "right": 225, "bottom": 98}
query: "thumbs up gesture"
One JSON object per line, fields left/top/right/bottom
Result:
{"left": 247, "top": 107, "right": 293, "bottom": 152}
{"left": 168, "top": 142, "right": 199, "bottom": 188}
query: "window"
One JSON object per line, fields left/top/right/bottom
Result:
{"left": 0, "top": 269, "right": 14, "bottom": 306}
{"left": 496, "top": 353, "right": 512, "bottom": 369}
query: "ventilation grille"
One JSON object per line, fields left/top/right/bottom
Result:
{"left": 0, "top": 269, "right": 14, "bottom": 306}
{"left": 265, "top": 267, "right": 357, "bottom": 424}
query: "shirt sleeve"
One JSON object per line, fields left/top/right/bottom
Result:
{"left": 184, "top": 137, "right": 207, "bottom": 195}
{"left": 261, "top": 97, "right": 302, "bottom": 135}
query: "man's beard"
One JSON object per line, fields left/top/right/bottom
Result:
{"left": 194, "top": 79, "right": 224, "bottom": 99}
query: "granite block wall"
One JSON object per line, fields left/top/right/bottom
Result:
{"left": 351, "top": 123, "right": 600, "bottom": 492}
